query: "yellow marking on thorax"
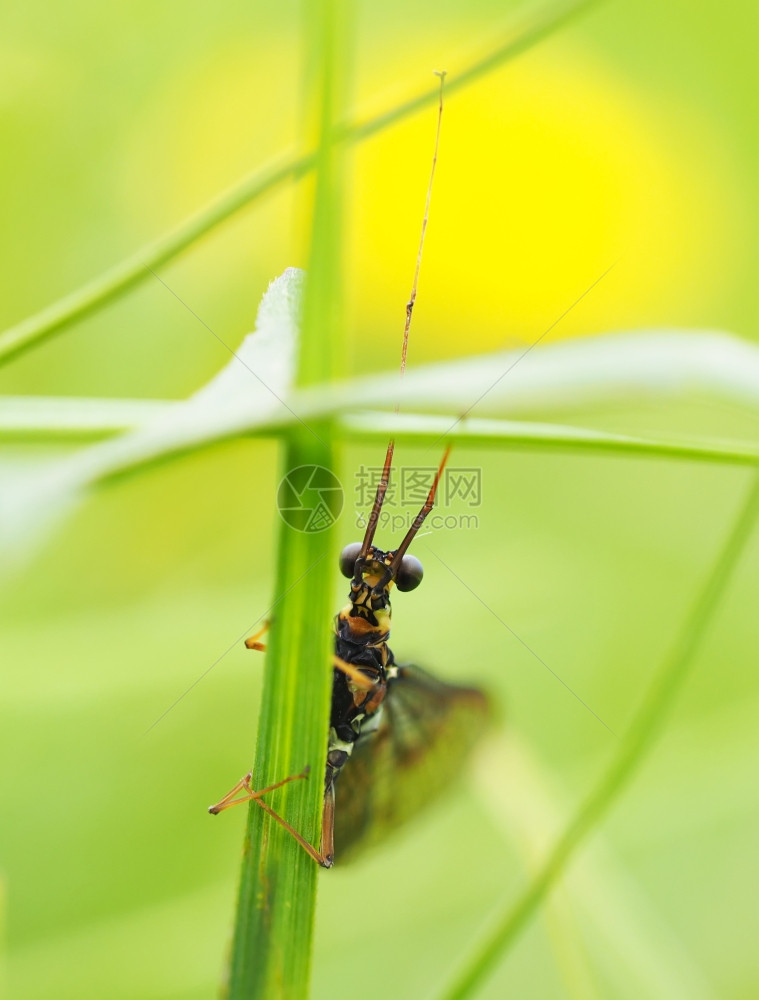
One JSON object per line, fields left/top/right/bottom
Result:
{"left": 338, "top": 607, "right": 391, "bottom": 645}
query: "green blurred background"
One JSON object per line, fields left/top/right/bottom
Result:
{"left": 2, "top": 1, "right": 758, "bottom": 997}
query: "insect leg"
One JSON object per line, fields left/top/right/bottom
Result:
{"left": 209, "top": 767, "right": 335, "bottom": 868}
{"left": 250, "top": 790, "right": 332, "bottom": 867}
{"left": 320, "top": 772, "right": 336, "bottom": 869}
{"left": 333, "top": 655, "right": 379, "bottom": 691}
{"left": 208, "top": 767, "right": 309, "bottom": 814}
{"left": 244, "top": 620, "right": 270, "bottom": 652}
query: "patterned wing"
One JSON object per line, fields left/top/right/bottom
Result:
{"left": 333, "top": 663, "right": 492, "bottom": 862}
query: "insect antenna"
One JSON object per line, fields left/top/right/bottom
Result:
{"left": 390, "top": 444, "right": 451, "bottom": 574}
{"left": 400, "top": 69, "right": 446, "bottom": 377}
{"left": 357, "top": 72, "right": 447, "bottom": 568}
{"left": 358, "top": 439, "right": 395, "bottom": 560}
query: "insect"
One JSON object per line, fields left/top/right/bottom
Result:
{"left": 209, "top": 73, "right": 491, "bottom": 867}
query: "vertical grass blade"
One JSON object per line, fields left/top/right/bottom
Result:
{"left": 438, "top": 472, "right": 759, "bottom": 1000}
{"left": 225, "top": 433, "right": 334, "bottom": 1000}
{"left": 224, "top": 3, "right": 351, "bottom": 998}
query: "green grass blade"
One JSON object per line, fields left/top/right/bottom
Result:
{"left": 3, "top": 399, "right": 757, "bottom": 468}
{"left": 0, "top": 0, "right": 597, "bottom": 367}
{"left": 0, "top": 269, "right": 304, "bottom": 576}
{"left": 0, "top": 153, "right": 301, "bottom": 367}
{"left": 342, "top": 412, "right": 759, "bottom": 467}
{"left": 224, "top": 3, "right": 349, "bottom": 997}
{"left": 477, "top": 734, "right": 715, "bottom": 999}
{"left": 347, "top": 0, "right": 600, "bottom": 146}
{"left": 4, "top": 329, "right": 756, "bottom": 485}
{"left": 2, "top": 329, "right": 757, "bottom": 578}
{"left": 436, "top": 472, "right": 759, "bottom": 1000}
{"left": 224, "top": 436, "right": 334, "bottom": 1000}
{"left": 0, "top": 396, "right": 175, "bottom": 440}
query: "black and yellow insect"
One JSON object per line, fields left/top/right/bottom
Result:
{"left": 209, "top": 442, "right": 491, "bottom": 866}
{"left": 326, "top": 450, "right": 492, "bottom": 866}
{"left": 209, "top": 73, "right": 491, "bottom": 866}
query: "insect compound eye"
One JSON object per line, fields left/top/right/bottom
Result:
{"left": 339, "top": 542, "right": 363, "bottom": 579}
{"left": 395, "top": 554, "right": 424, "bottom": 592}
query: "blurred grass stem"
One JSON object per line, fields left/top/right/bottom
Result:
{"left": 438, "top": 472, "right": 759, "bottom": 999}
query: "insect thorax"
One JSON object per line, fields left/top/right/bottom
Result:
{"left": 341, "top": 576, "right": 393, "bottom": 631}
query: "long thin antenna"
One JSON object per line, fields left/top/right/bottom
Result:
{"left": 390, "top": 444, "right": 451, "bottom": 572}
{"left": 359, "top": 439, "right": 395, "bottom": 560}
{"left": 400, "top": 70, "right": 446, "bottom": 377}
{"left": 357, "top": 72, "right": 447, "bottom": 563}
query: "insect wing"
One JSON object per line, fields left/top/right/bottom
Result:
{"left": 333, "top": 663, "right": 491, "bottom": 861}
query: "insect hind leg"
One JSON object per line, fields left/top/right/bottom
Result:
{"left": 208, "top": 767, "right": 309, "bottom": 814}
{"left": 208, "top": 766, "right": 334, "bottom": 868}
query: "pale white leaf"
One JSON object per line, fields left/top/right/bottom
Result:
{"left": 0, "top": 268, "right": 303, "bottom": 573}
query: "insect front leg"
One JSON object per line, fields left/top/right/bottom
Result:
{"left": 244, "top": 620, "right": 270, "bottom": 652}
{"left": 333, "top": 655, "right": 381, "bottom": 692}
